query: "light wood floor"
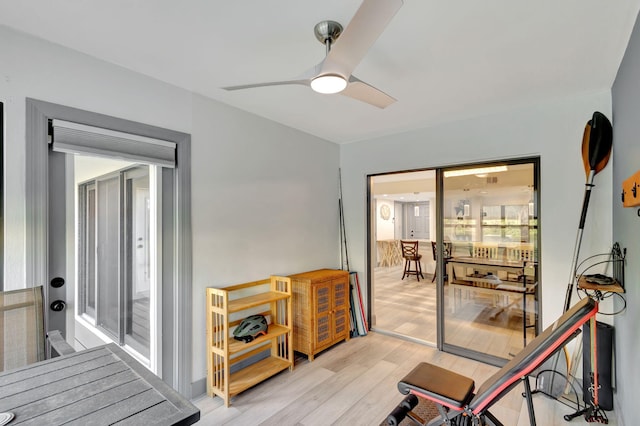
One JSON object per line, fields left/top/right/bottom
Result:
{"left": 192, "top": 332, "right": 617, "bottom": 425}
{"left": 372, "top": 264, "right": 537, "bottom": 359}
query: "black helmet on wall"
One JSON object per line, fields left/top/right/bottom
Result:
{"left": 233, "top": 314, "right": 268, "bottom": 342}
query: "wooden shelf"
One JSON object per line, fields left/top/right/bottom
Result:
{"left": 228, "top": 291, "right": 289, "bottom": 313}
{"left": 227, "top": 324, "right": 290, "bottom": 354}
{"left": 228, "top": 356, "right": 291, "bottom": 397}
{"left": 578, "top": 277, "right": 624, "bottom": 293}
{"left": 206, "top": 276, "right": 293, "bottom": 406}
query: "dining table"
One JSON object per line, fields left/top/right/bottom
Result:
{"left": 0, "top": 343, "right": 200, "bottom": 425}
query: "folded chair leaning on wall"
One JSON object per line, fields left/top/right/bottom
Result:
{"left": 386, "top": 297, "right": 598, "bottom": 426}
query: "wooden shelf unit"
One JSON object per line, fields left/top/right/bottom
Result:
{"left": 206, "top": 276, "right": 293, "bottom": 406}
{"left": 289, "top": 269, "right": 350, "bottom": 361}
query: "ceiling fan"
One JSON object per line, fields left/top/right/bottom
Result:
{"left": 222, "top": 0, "right": 403, "bottom": 108}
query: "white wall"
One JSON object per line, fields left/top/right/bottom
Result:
{"left": 375, "top": 199, "right": 395, "bottom": 240}
{"left": 0, "top": 25, "right": 340, "bottom": 387}
{"left": 340, "top": 92, "right": 614, "bottom": 329}
{"left": 190, "top": 94, "right": 341, "bottom": 380}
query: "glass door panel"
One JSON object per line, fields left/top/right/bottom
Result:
{"left": 96, "top": 175, "right": 121, "bottom": 339}
{"left": 370, "top": 170, "right": 437, "bottom": 344}
{"left": 124, "top": 167, "right": 151, "bottom": 358}
{"left": 442, "top": 161, "right": 539, "bottom": 361}
{"left": 77, "top": 160, "right": 156, "bottom": 365}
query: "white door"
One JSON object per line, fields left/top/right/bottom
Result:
{"left": 404, "top": 202, "right": 430, "bottom": 240}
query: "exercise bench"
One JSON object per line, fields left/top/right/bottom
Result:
{"left": 387, "top": 297, "right": 598, "bottom": 425}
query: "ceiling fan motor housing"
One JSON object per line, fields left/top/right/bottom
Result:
{"left": 314, "top": 20, "right": 343, "bottom": 46}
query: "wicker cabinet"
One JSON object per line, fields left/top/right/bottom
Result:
{"left": 205, "top": 276, "right": 293, "bottom": 406}
{"left": 289, "top": 269, "right": 350, "bottom": 361}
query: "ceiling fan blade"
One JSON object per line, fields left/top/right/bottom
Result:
{"left": 222, "top": 62, "right": 321, "bottom": 91}
{"left": 340, "top": 75, "right": 396, "bottom": 108}
{"left": 222, "top": 79, "right": 309, "bottom": 91}
{"left": 322, "top": 0, "right": 403, "bottom": 77}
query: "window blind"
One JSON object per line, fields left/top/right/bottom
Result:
{"left": 51, "top": 119, "right": 176, "bottom": 168}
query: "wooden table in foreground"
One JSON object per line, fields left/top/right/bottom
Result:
{"left": 0, "top": 343, "right": 199, "bottom": 425}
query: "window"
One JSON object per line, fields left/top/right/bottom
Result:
{"left": 78, "top": 163, "right": 157, "bottom": 361}
{"left": 481, "top": 204, "right": 536, "bottom": 244}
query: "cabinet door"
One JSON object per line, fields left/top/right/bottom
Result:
{"left": 313, "top": 282, "right": 333, "bottom": 349}
{"left": 331, "top": 277, "right": 349, "bottom": 340}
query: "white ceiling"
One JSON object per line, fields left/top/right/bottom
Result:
{"left": 1, "top": 0, "right": 638, "bottom": 144}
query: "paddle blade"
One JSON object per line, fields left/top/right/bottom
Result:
{"left": 584, "top": 111, "right": 612, "bottom": 177}
{"left": 581, "top": 122, "right": 592, "bottom": 179}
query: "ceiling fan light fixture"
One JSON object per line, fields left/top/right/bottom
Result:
{"left": 310, "top": 74, "right": 347, "bottom": 94}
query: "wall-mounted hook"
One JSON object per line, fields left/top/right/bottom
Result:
{"left": 622, "top": 170, "right": 640, "bottom": 207}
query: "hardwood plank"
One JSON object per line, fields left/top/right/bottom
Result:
{"left": 336, "top": 340, "right": 437, "bottom": 424}
{"left": 218, "top": 366, "right": 335, "bottom": 425}
{"left": 300, "top": 359, "right": 398, "bottom": 425}
{"left": 258, "top": 364, "right": 368, "bottom": 425}
{"left": 194, "top": 331, "right": 618, "bottom": 426}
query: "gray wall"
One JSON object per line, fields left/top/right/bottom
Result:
{"left": 0, "top": 25, "right": 340, "bottom": 386}
{"left": 612, "top": 9, "right": 640, "bottom": 425}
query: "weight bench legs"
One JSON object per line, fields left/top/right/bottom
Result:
{"left": 386, "top": 395, "right": 505, "bottom": 426}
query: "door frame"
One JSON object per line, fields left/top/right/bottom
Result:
{"left": 25, "top": 98, "right": 193, "bottom": 397}
{"left": 367, "top": 158, "right": 541, "bottom": 364}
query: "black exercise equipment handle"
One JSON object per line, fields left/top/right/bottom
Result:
{"left": 386, "top": 395, "right": 418, "bottom": 425}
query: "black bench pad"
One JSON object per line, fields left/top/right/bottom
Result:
{"left": 398, "top": 362, "right": 475, "bottom": 409}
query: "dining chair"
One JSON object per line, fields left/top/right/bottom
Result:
{"left": 0, "top": 286, "right": 45, "bottom": 372}
{"left": 472, "top": 244, "right": 500, "bottom": 259}
{"left": 401, "top": 240, "right": 424, "bottom": 281}
{"left": 0, "top": 286, "right": 74, "bottom": 373}
{"left": 431, "top": 241, "right": 454, "bottom": 282}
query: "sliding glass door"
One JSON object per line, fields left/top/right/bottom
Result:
{"left": 369, "top": 158, "right": 540, "bottom": 363}
{"left": 78, "top": 162, "right": 156, "bottom": 361}
{"left": 441, "top": 160, "right": 539, "bottom": 363}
